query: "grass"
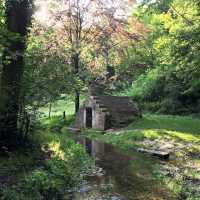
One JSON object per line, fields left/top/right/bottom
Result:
{"left": 39, "top": 99, "right": 75, "bottom": 117}
{"left": 0, "top": 116, "right": 91, "bottom": 200}
{"left": 130, "top": 114, "right": 200, "bottom": 135}
{"left": 85, "top": 114, "right": 200, "bottom": 148}
{"left": 39, "top": 95, "right": 86, "bottom": 118}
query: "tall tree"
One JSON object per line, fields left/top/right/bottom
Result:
{"left": 0, "top": 0, "right": 33, "bottom": 148}
{"left": 39, "top": 0, "right": 139, "bottom": 112}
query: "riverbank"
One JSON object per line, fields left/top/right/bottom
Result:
{"left": 0, "top": 117, "right": 92, "bottom": 200}
{"left": 84, "top": 114, "right": 200, "bottom": 200}
{"left": 1, "top": 114, "right": 199, "bottom": 199}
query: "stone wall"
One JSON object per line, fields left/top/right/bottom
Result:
{"left": 74, "top": 97, "right": 107, "bottom": 130}
{"left": 74, "top": 95, "right": 141, "bottom": 130}
{"left": 74, "top": 107, "right": 85, "bottom": 129}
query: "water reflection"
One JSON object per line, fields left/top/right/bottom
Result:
{"left": 71, "top": 135, "right": 173, "bottom": 200}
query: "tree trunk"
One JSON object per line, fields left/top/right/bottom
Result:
{"left": 48, "top": 103, "right": 52, "bottom": 119}
{"left": 72, "top": 53, "right": 80, "bottom": 113}
{"left": 75, "top": 89, "right": 80, "bottom": 113}
{"left": 0, "top": 0, "right": 32, "bottom": 148}
{"left": 63, "top": 111, "right": 66, "bottom": 120}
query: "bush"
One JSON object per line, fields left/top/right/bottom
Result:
{"left": 127, "top": 64, "right": 200, "bottom": 115}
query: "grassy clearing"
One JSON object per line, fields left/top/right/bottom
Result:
{"left": 0, "top": 116, "right": 91, "bottom": 200}
{"left": 39, "top": 99, "right": 75, "bottom": 117}
{"left": 39, "top": 95, "right": 86, "bottom": 118}
{"left": 84, "top": 114, "right": 200, "bottom": 200}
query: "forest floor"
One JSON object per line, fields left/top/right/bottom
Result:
{"left": 84, "top": 114, "right": 200, "bottom": 200}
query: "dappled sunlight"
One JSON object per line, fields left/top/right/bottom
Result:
{"left": 47, "top": 141, "right": 65, "bottom": 160}
{"left": 107, "top": 127, "right": 200, "bottom": 143}
{"left": 164, "top": 130, "right": 200, "bottom": 142}
{"left": 140, "top": 129, "right": 200, "bottom": 142}
{"left": 142, "top": 129, "right": 162, "bottom": 139}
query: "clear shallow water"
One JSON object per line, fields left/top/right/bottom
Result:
{"left": 70, "top": 134, "right": 173, "bottom": 200}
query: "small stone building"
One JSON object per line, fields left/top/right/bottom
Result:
{"left": 74, "top": 95, "right": 141, "bottom": 130}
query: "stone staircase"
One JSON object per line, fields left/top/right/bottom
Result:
{"left": 91, "top": 95, "right": 137, "bottom": 128}
{"left": 92, "top": 96, "right": 109, "bottom": 115}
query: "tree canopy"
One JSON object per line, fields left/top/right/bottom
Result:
{"left": 1, "top": 0, "right": 200, "bottom": 144}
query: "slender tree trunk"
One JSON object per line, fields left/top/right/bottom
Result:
{"left": 48, "top": 103, "right": 52, "bottom": 119}
{"left": 72, "top": 53, "right": 80, "bottom": 113}
{"left": 75, "top": 90, "right": 80, "bottom": 113}
{"left": 63, "top": 111, "right": 66, "bottom": 120}
{"left": 0, "top": 0, "right": 32, "bottom": 148}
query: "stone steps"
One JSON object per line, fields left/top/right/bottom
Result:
{"left": 93, "top": 96, "right": 135, "bottom": 110}
{"left": 93, "top": 96, "right": 135, "bottom": 112}
{"left": 92, "top": 96, "right": 110, "bottom": 114}
{"left": 90, "top": 95, "right": 140, "bottom": 129}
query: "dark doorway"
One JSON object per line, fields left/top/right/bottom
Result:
{"left": 105, "top": 114, "right": 112, "bottom": 130}
{"left": 86, "top": 107, "right": 92, "bottom": 128}
{"left": 85, "top": 138, "right": 92, "bottom": 155}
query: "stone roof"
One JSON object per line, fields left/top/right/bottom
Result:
{"left": 92, "top": 95, "right": 139, "bottom": 114}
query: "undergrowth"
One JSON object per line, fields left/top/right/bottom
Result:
{"left": 0, "top": 116, "right": 91, "bottom": 200}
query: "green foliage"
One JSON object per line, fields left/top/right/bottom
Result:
{"left": 23, "top": 29, "right": 68, "bottom": 112}
{"left": 125, "top": 0, "right": 200, "bottom": 114}
{"left": 22, "top": 22, "right": 88, "bottom": 119}
{"left": 39, "top": 115, "right": 75, "bottom": 132}
{"left": 0, "top": 117, "right": 92, "bottom": 200}
{"left": 39, "top": 98, "right": 75, "bottom": 117}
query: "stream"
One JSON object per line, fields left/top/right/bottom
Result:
{"left": 70, "top": 134, "right": 173, "bottom": 200}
